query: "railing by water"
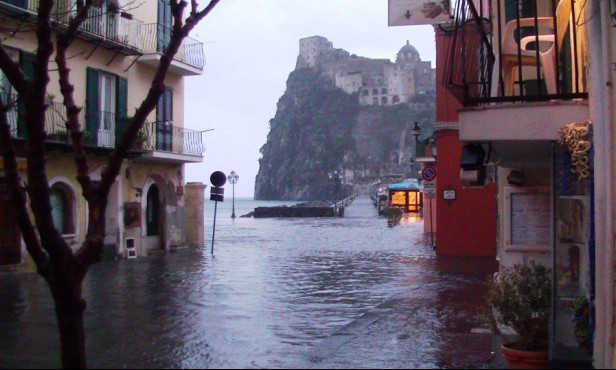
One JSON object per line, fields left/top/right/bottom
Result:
{"left": 444, "top": 0, "right": 588, "bottom": 106}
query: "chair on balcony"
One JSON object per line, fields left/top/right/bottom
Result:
{"left": 492, "top": 0, "right": 574, "bottom": 97}
{"left": 492, "top": 17, "right": 555, "bottom": 97}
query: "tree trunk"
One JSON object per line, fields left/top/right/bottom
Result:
{"left": 51, "top": 275, "right": 87, "bottom": 369}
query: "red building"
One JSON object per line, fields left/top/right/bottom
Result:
{"left": 430, "top": 29, "right": 497, "bottom": 257}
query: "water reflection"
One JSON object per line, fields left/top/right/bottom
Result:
{"left": 1, "top": 197, "right": 440, "bottom": 369}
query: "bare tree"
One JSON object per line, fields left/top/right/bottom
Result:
{"left": 0, "top": 0, "right": 220, "bottom": 368}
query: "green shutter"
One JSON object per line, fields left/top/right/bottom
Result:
{"left": 115, "top": 76, "right": 128, "bottom": 144}
{"left": 17, "top": 52, "right": 36, "bottom": 139}
{"left": 86, "top": 68, "right": 99, "bottom": 146}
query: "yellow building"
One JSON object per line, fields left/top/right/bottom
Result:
{"left": 0, "top": 0, "right": 206, "bottom": 267}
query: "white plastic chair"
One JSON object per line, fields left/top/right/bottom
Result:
{"left": 492, "top": 17, "right": 555, "bottom": 97}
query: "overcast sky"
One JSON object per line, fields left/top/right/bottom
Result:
{"left": 184, "top": 0, "right": 437, "bottom": 198}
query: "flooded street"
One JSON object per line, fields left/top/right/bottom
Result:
{"left": 0, "top": 197, "right": 497, "bottom": 369}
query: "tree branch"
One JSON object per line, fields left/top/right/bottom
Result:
{"left": 0, "top": 44, "right": 29, "bottom": 96}
{"left": 0, "top": 101, "right": 50, "bottom": 277}
{"left": 24, "top": 0, "right": 72, "bottom": 262}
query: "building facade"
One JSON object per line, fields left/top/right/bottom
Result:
{"left": 390, "top": 0, "right": 616, "bottom": 367}
{"left": 0, "top": 0, "right": 206, "bottom": 268}
{"left": 297, "top": 36, "right": 436, "bottom": 106}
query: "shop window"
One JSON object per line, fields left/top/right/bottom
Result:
{"left": 50, "top": 183, "right": 75, "bottom": 235}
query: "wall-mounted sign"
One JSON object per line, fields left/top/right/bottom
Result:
{"left": 443, "top": 190, "right": 456, "bottom": 200}
{"left": 504, "top": 187, "right": 551, "bottom": 252}
{"left": 388, "top": 0, "right": 453, "bottom": 26}
{"left": 424, "top": 182, "right": 436, "bottom": 199}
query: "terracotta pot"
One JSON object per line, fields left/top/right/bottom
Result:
{"left": 501, "top": 343, "right": 550, "bottom": 369}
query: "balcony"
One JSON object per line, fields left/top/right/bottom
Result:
{"left": 444, "top": 0, "right": 588, "bottom": 106}
{"left": 445, "top": 0, "right": 590, "bottom": 160}
{"left": 137, "top": 23, "right": 205, "bottom": 76}
{"left": 132, "top": 121, "right": 205, "bottom": 163}
{"left": 2, "top": 96, "right": 204, "bottom": 161}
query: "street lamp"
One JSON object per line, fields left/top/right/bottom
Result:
{"left": 227, "top": 170, "right": 239, "bottom": 219}
{"left": 328, "top": 170, "right": 341, "bottom": 214}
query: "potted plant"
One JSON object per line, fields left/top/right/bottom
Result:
{"left": 132, "top": 130, "right": 148, "bottom": 150}
{"left": 485, "top": 262, "right": 552, "bottom": 369}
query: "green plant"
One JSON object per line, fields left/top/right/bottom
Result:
{"left": 485, "top": 262, "right": 552, "bottom": 351}
{"left": 572, "top": 296, "right": 591, "bottom": 352}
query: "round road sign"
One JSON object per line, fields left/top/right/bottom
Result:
{"left": 422, "top": 167, "right": 437, "bottom": 182}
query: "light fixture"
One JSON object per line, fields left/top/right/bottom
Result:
{"left": 412, "top": 122, "right": 421, "bottom": 141}
{"left": 405, "top": 10, "right": 412, "bottom": 21}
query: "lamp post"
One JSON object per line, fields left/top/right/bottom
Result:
{"left": 227, "top": 171, "right": 239, "bottom": 219}
{"left": 328, "top": 170, "right": 341, "bottom": 215}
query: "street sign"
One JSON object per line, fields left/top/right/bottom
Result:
{"left": 210, "top": 186, "right": 225, "bottom": 202}
{"left": 422, "top": 166, "right": 437, "bottom": 182}
{"left": 424, "top": 182, "right": 436, "bottom": 199}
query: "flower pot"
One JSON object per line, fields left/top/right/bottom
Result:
{"left": 501, "top": 343, "right": 550, "bottom": 369}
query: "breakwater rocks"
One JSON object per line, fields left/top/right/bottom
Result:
{"left": 254, "top": 201, "right": 334, "bottom": 218}
{"left": 246, "top": 196, "right": 358, "bottom": 219}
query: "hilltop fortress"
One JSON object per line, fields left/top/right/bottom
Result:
{"left": 296, "top": 36, "right": 435, "bottom": 106}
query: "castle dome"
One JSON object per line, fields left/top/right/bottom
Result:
{"left": 397, "top": 41, "right": 420, "bottom": 64}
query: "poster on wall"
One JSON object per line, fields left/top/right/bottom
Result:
{"left": 504, "top": 187, "right": 551, "bottom": 252}
{"left": 388, "top": 0, "right": 453, "bottom": 26}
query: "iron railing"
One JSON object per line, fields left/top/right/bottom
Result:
{"left": 0, "top": 0, "right": 142, "bottom": 52}
{"left": 139, "top": 121, "right": 205, "bottom": 157}
{"left": 138, "top": 23, "right": 206, "bottom": 70}
{"left": 444, "top": 0, "right": 588, "bottom": 106}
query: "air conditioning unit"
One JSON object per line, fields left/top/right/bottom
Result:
{"left": 125, "top": 238, "right": 137, "bottom": 259}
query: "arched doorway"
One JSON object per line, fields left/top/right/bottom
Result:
{"left": 146, "top": 185, "right": 160, "bottom": 237}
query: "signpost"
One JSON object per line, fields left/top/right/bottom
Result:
{"left": 421, "top": 167, "right": 437, "bottom": 250}
{"left": 210, "top": 171, "right": 227, "bottom": 257}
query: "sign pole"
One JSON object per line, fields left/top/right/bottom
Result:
{"left": 209, "top": 171, "right": 227, "bottom": 258}
{"left": 430, "top": 197, "right": 434, "bottom": 249}
{"left": 211, "top": 199, "right": 218, "bottom": 256}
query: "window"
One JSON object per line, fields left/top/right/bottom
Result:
{"left": 86, "top": 68, "right": 127, "bottom": 148}
{"left": 156, "top": 87, "right": 173, "bottom": 152}
{"left": 382, "top": 88, "right": 388, "bottom": 94}
{"left": 363, "top": 90, "right": 369, "bottom": 97}
{"left": 50, "top": 183, "right": 75, "bottom": 235}
{"left": 146, "top": 185, "right": 160, "bottom": 236}
{"left": 158, "top": 0, "right": 172, "bottom": 53}
{"left": 372, "top": 97, "right": 379, "bottom": 105}
{"left": 0, "top": 48, "right": 19, "bottom": 135}
{"left": 381, "top": 97, "right": 388, "bottom": 105}
{"left": 393, "top": 95, "right": 401, "bottom": 104}
{"left": 372, "top": 89, "right": 378, "bottom": 95}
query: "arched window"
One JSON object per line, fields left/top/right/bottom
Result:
{"left": 363, "top": 90, "right": 369, "bottom": 97}
{"left": 146, "top": 186, "right": 160, "bottom": 236}
{"left": 372, "top": 97, "right": 379, "bottom": 105}
{"left": 50, "top": 183, "right": 75, "bottom": 235}
{"left": 393, "top": 95, "right": 401, "bottom": 104}
{"left": 381, "top": 97, "right": 388, "bottom": 105}
{"left": 372, "top": 89, "right": 379, "bottom": 95}
{"left": 382, "top": 88, "right": 388, "bottom": 94}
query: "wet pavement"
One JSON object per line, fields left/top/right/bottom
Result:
{"left": 0, "top": 197, "right": 505, "bottom": 369}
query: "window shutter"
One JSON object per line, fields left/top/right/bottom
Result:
{"left": 86, "top": 68, "right": 100, "bottom": 146}
{"left": 17, "top": 52, "right": 36, "bottom": 139}
{"left": 164, "top": 87, "right": 173, "bottom": 122}
{"left": 115, "top": 76, "right": 128, "bottom": 144}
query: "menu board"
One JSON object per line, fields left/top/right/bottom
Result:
{"left": 506, "top": 188, "right": 553, "bottom": 249}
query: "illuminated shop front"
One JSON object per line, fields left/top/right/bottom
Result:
{"left": 388, "top": 183, "right": 422, "bottom": 213}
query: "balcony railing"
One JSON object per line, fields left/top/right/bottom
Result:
{"left": 444, "top": 0, "right": 588, "bottom": 106}
{"left": 138, "top": 23, "right": 206, "bottom": 70}
{"left": 0, "top": 0, "right": 142, "bottom": 53}
{"left": 138, "top": 121, "right": 205, "bottom": 157}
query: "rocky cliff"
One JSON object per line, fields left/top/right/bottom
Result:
{"left": 255, "top": 68, "right": 435, "bottom": 201}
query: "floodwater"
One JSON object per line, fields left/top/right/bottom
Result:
{"left": 0, "top": 197, "right": 472, "bottom": 369}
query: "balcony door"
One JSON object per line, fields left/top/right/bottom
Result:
{"left": 156, "top": 87, "right": 173, "bottom": 152}
{"left": 0, "top": 48, "right": 18, "bottom": 136}
{"left": 98, "top": 73, "right": 116, "bottom": 147}
{"left": 157, "top": 0, "right": 172, "bottom": 53}
{"left": 3, "top": 0, "right": 27, "bottom": 9}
